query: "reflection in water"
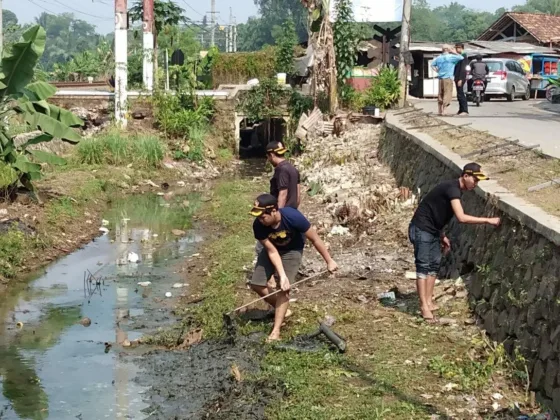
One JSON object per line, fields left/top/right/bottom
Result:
{"left": 0, "top": 346, "right": 48, "bottom": 419}
{"left": 0, "top": 192, "right": 202, "bottom": 419}
{"left": 0, "top": 306, "right": 80, "bottom": 419}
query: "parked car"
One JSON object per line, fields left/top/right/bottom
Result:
{"left": 467, "top": 58, "right": 531, "bottom": 102}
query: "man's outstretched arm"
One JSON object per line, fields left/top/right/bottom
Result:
{"left": 451, "top": 199, "right": 500, "bottom": 225}
{"left": 304, "top": 227, "right": 338, "bottom": 272}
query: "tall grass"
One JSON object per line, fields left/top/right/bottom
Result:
{"left": 76, "top": 131, "right": 166, "bottom": 168}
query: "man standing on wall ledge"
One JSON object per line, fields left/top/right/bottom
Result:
{"left": 408, "top": 163, "right": 501, "bottom": 323}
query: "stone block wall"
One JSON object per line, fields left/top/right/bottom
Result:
{"left": 380, "top": 116, "right": 560, "bottom": 413}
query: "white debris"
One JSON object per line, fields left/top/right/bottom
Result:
{"left": 165, "top": 292, "right": 173, "bottom": 298}
{"left": 491, "top": 393, "right": 503, "bottom": 400}
{"left": 137, "top": 281, "right": 152, "bottom": 287}
{"left": 172, "top": 283, "right": 188, "bottom": 288}
{"left": 177, "top": 181, "right": 186, "bottom": 187}
{"left": 443, "top": 383, "right": 458, "bottom": 392}
{"left": 102, "top": 219, "right": 110, "bottom": 226}
{"left": 405, "top": 271, "right": 417, "bottom": 279}
{"left": 99, "top": 227, "right": 109, "bottom": 234}
{"left": 127, "top": 252, "right": 139, "bottom": 263}
{"left": 329, "top": 225, "right": 350, "bottom": 236}
{"left": 492, "top": 402, "right": 500, "bottom": 411}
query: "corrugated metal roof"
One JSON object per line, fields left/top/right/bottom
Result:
{"left": 469, "top": 40, "right": 557, "bottom": 54}
{"left": 410, "top": 41, "right": 557, "bottom": 56}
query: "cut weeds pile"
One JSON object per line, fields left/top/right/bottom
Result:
{"left": 149, "top": 124, "right": 541, "bottom": 420}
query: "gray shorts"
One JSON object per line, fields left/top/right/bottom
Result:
{"left": 250, "top": 249, "right": 303, "bottom": 287}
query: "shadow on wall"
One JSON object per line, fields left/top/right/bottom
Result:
{"left": 379, "top": 124, "right": 560, "bottom": 414}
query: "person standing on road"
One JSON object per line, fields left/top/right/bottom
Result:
{"left": 255, "top": 141, "right": 302, "bottom": 256}
{"left": 408, "top": 163, "right": 501, "bottom": 323}
{"left": 454, "top": 43, "right": 469, "bottom": 116}
{"left": 249, "top": 194, "right": 338, "bottom": 341}
{"left": 431, "top": 45, "right": 465, "bottom": 116}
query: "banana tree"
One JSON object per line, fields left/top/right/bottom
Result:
{"left": 0, "top": 25, "right": 83, "bottom": 198}
{"left": 301, "top": 0, "right": 338, "bottom": 114}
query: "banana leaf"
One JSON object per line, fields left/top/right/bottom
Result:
{"left": 0, "top": 26, "right": 46, "bottom": 99}
{"left": 28, "top": 149, "right": 67, "bottom": 165}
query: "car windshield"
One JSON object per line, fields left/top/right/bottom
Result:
{"left": 484, "top": 62, "right": 503, "bottom": 72}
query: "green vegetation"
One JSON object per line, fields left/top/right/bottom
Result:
{"left": 76, "top": 131, "right": 166, "bottom": 168}
{"left": 192, "top": 179, "right": 262, "bottom": 337}
{"left": 239, "top": 78, "right": 288, "bottom": 123}
{"left": 210, "top": 47, "right": 277, "bottom": 87}
{"left": 152, "top": 92, "right": 214, "bottom": 139}
{"left": 0, "top": 226, "right": 26, "bottom": 278}
{"left": 0, "top": 25, "right": 83, "bottom": 196}
{"left": 275, "top": 18, "right": 298, "bottom": 77}
{"left": 333, "top": 0, "right": 358, "bottom": 85}
{"left": 363, "top": 66, "right": 401, "bottom": 110}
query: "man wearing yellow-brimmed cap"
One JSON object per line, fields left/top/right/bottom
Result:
{"left": 266, "top": 141, "right": 301, "bottom": 209}
{"left": 254, "top": 141, "right": 302, "bottom": 258}
{"left": 408, "top": 162, "right": 500, "bottom": 323}
{"left": 250, "top": 193, "right": 338, "bottom": 341}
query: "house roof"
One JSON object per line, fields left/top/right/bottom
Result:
{"left": 409, "top": 41, "right": 557, "bottom": 56}
{"left": 478, "top": 12, "right": 560, "bottom": 43}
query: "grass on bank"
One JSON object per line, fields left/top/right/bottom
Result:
{"left": 191, "top": 178, "right": 263, "bottom": 337}
{"left": 76, "top": 130, "right": 166, "bottom": 168}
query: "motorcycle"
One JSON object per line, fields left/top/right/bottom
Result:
{"left": 472, "top": 78, "right": 485, "bottom": 106}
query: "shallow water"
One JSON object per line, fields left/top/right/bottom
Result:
{"left": 0, "top": 193, "right": 202, "bottom": 420}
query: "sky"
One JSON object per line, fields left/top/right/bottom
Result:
{"left": 5, "top": 0, "right": 520, "bottom": 35}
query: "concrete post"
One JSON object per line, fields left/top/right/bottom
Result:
{"left": 115, "top": 0, "right": 128, "bottom": 127}
{"left": 143, "top": 0, "right": 154, "bottom": 91}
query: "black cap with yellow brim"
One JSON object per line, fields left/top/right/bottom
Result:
{"left": 463, "top": 169, "right": 489, "bottom": 180}
{"left": 250, "top": 193, "right": 278, "bottom": 216}
{"left": 462, "top": 162, "right": 489, "bottom": 180}
{"left": 265, "top": 141, "right": 288, "bottom": 155}
{"left": 250, "top": 204, "right": 275, "bottom": 217}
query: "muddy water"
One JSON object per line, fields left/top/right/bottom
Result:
{"left": 0, "top": 193, "right": 202, "bottom": 420}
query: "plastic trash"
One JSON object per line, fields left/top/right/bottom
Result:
{"left": 165, "top": 292, "right": 173, "bottom": 298}
{"left": 137, "top": 281, "right": 152, "bottom": 287}
{"left": 99, "top": 227, "right": 109, "bottom": 234}
{"left": 172, "top": 283, "right": 187, "bottom": 288}
{"left": 102, "top": 219, "right": 110, "bottom": 226}
{"left": 127, "top": 252, "right": 139, "bottom": 263}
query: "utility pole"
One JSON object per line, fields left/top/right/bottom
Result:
{"left": 115, "top": 0, "right": 128, "bottom": 127}
{"left": 233, "top": 22, "right": 237, "bottom": 52}
{"left": 225, "top": 25, "right": 230, "bottom": 52}
{"left": 208, "top": 0, "right": 216, "bottom": 47}
{"left": 397, "top": 0, "right": 412, "bottom": 107}
{"left": 143, "top": 0, "right": 154, "bottom": 92}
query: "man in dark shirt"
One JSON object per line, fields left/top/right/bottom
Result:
{"left": 408, "top": 163, "right": 501, "bottom": 322}
{"left": 255, "top": 141, "right": 302, "bottom": 257}
{"left": 250, "top": 194, "right": 338, "bottom": 341}
{"left": 454, "top": 42, "right": 469, "bottom": 116}
{"left": 266, "top": 141, "right": 301, "bottom": 209}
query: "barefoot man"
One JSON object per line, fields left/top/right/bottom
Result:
{"left": 408, "top": 163, "right": 501, "bottom": 322}
{"left": 249, "top": 194, "right": 338, "bottom": 341}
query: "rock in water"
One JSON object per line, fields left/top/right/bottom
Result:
{"left": 80, "top": 317, "right": 92, "bottom": 327}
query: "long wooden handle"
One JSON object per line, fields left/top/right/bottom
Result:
{"left": 227, "top": 270, "right": 329, "bottom": 315}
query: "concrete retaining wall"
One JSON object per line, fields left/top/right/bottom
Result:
{"left": 381, "top": 113, "right": 560, "bottom": 412}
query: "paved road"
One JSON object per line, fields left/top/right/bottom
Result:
{"left": 412, "top": 98, "right": 560, "bottom": 159}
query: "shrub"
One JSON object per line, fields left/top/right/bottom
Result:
{"left": 364, "top": 66, "right": 401, "bottom": 110}
{"left": 152, "top": 91, "right": 214, "bottom": 138}
{"left": 76, "top": 131, "right": 166, "bottom": 168}
{"left": 211, "top": 47, "right": 277, "bottom": 87}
